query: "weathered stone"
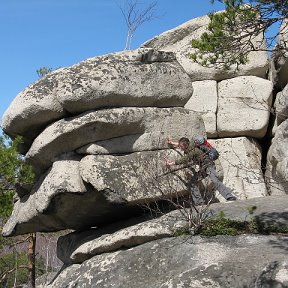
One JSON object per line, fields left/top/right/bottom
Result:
{"left": 0, "top": 68, "right": 66, "bottom": 150}
{"left": 2, "top": 149, "right": 193, "bottom": 236}
{"left": 217, "top": 76, "right": 273, "bottom": 138}
{"left": 76, "top": 132, "right": 169, "bottom": 155}
{"left": 1, "top": 50, "right": 193, "bottom": 148}
{"left": 274, "top": 83, "right": 288, "bottom": 126}
{"left": 266, "top": 119, "right": 288, "bottom": 196}
{"left": 185, "top": 80, "right": 218, "bottom": 137}
{"left": 57, "top": 195, "right": 288, "bottom": 265}
{"left": 57, "top": 215, "right": 174, "bottom": 264}
{"left": 79, "top": 150, "right": 188, "bottom": 203}
{"left": 55, "top": 50, "right": 192, "bottom": 114}
{"left": 210, "top": 137, "right": 267, "bottom": 200}
{"left": 142, "top": 14, "right": 269, "bottom": 82}
{"left": 25, "top": 107, "right": 205, "bottom": 174}
{"left": 2, "top": 154, "right": 88, "bottom": 236}
{"left": 135, "top": 48, "right": 177, "bottom": 63}
{"left": 39, "top": 234, "right": 288, "bottom": 288}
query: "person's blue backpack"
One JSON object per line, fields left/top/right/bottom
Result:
{"left": 194, "top": 136, "right": 219, "bottom": 160}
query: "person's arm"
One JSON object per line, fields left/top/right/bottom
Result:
{"left": 167, "top": 137, "right": 179, "bottom": 149}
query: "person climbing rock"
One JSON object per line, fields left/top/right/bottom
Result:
{"left": 164, "top": 136, "right": 237, "bottom": 204}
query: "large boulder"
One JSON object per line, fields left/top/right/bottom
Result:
{"left": 217, "top": 76, "right": 273, "bottom": 138}
{"left": 25, "top": 107, "right": 205, "bottom": 174}
{"left": 266, "top": 119, "right": 288, "bottom": 196}
{"left": 39, "top": 234, "right": 288, "bottom": 288}
{"left": 1, "top": 50, "right": 193, "bottom": 148}
{"left": 210, "top": 137, "right": 267, "bottom": 200}
{"left": 184, "top": 80, "right": 218, "bottom": 137}
{"left": 57, "top": 195, "right": 288, "bottom": 265}
{"left": 142, "top": 15, "right": 269, "bottom": 82}
{"left": 2, "top": 149, "right": 189, "bottom": 236}
{"left": 184, "top": 77, "right": 273, "bottom": 138}
{"left": 79, "top": 150, "right": 187, "bottom": 203}
{"left": 274, "top": 83, "right": 288, "bottom": 126}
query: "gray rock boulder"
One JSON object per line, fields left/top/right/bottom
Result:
{"left": 266, "top": 119, "right": 288, "bottom": 196}
{"left": 57, "top": 215, "right": 174, "bottom": 265}
{"left": 2, "top": 154, "right": 87, "bottom": 236}
{"left": 142, "top": 14, "right": 269, "bottom": 82}
{"left": 210, "top": 137, "right": 267, "bottom": 200}
{"left": 0, "top": 68, "right": 66, "bottom": 148}
{"left": 25, "top": 107, "right": 205, "bottom": 174}
{"left": 184, "top": 80, "right": 218, "bottom": 137}
{"left": 2, "top": 149, "right": 191, "bottom": 236}
{"left": 40, "top": 234, "right": 288, "bottom": 288}
{"left": 57, "top": 195, "right": 288, "bottom": 266}
{"left": 1, "top": 50, "right": 192, "bottom": 148}
{"left": 217, "top": 76, "right": 273, "bottom": 138}
{"left": 274, "top": 83, "right": 288, "bottom": 126}
{"left": 80, "top": 150, "right": 187, "bottom": 203}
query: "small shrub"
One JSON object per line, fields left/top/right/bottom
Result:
{"left": 173, "top": 228, "right": 191, "bottom": 237}
{"left": 200, "top": 211, "right": 254, "bottom": 236}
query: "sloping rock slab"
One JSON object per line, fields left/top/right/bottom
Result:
{"left": 40, "top": 235, "right": 288, "bottom": 288}
{"left": 1, "top": 50, "right": 192, "bottom": 145}
{"left": 57, "top": 215, "right": 174, "bottom": 264}
{"left": 57, "top": 195, "right": 288, "bottom": 265}
{"left": 26, "top": 107, "right": 205, "bottom": 174}
{"left": 142, "top": 14, "right": 269, "bottom": 82}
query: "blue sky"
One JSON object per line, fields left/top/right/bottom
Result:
{"left": 0, "top": 0, "right": 225, "bottom": 127}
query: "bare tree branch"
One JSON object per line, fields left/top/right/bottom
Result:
{"left": 118, "top": 0, "right": 159, "bottom": 50}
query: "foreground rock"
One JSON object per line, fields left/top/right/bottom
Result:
{"left": 39, "top": 234, "right": 288, "bottom": 288}
{"left": 57, "top": 195, "right": 288, "bottom": 265}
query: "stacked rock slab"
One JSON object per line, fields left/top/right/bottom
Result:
{"left": 142, "top": 14, "right": 269, "bottom": 81}
{"left": 143, "top": 13, "right": 276, "bottom": 200}
{"left": 2, "top": 11, "right": 288, "bottom": 287}
{"left": 1, "top": 49, "right": 208, "bottom": 236}
{"left": 1, "top": 50, "right": 192, "bottom": 152}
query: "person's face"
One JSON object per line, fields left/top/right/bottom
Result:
{"left": 179, "top": 142, "right": 188, "bottom": 151}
